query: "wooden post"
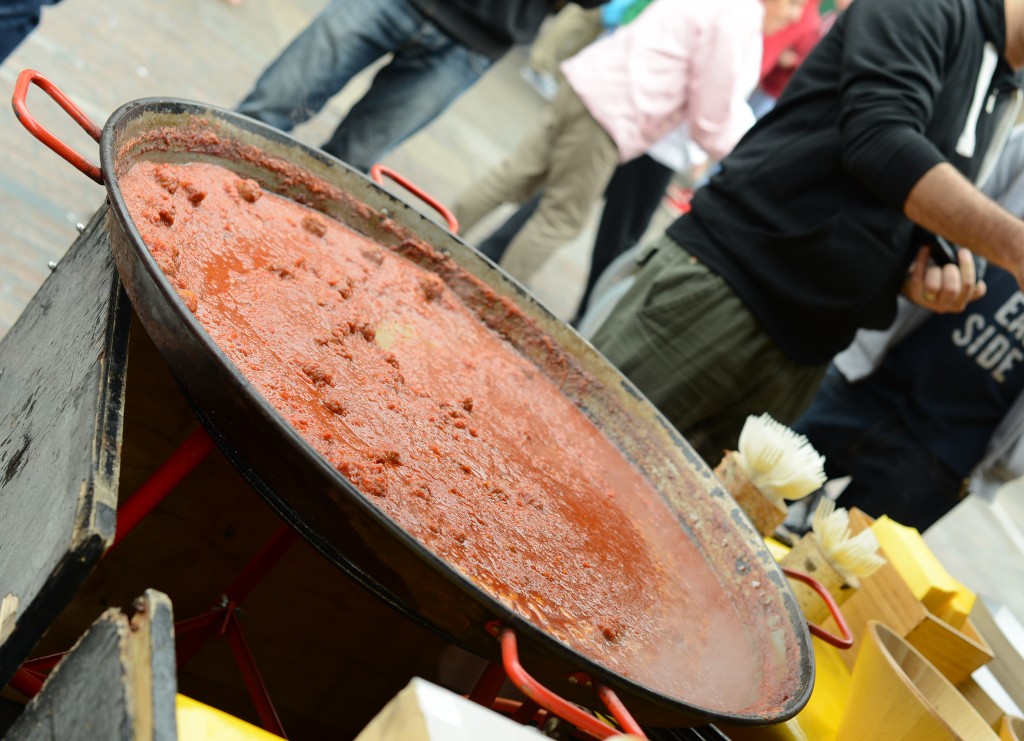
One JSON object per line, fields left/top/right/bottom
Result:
{"left": 713, "top": 451, "right": 787, "bottom": 537}
{"left": 780, "top": 533, "right": 856, "bottom": 623}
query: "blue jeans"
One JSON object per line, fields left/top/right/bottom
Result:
{"left": 0, "top": 1, "right": 58, "bottom": 63}
{"left": 236, "top": 0, "right": 492, "bottom": 172}
{"left": 793, "top": 365, "right": 965, "bottom": 531}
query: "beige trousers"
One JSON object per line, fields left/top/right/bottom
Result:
{"left": 452, "top": 83, "right": 619, "bottom": 285}
{"left": 527, "top": 6, "right": 605, "bottom": 75}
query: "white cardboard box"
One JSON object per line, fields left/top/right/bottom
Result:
{"left": 354, "top": 677, "right": 543, "bottom": 740}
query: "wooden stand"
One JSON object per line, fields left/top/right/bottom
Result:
{"left": 779, "top": 533, "right": 856, "bottom": 624}
{"left": 822, "top": 510, "right": 993, "bottom": 685}
{"left": 713, "top": 451, "right": 787, "bottom": 537}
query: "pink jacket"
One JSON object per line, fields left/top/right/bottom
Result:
{"left": 561, "top": 0, "right": 762, "bottom": 163}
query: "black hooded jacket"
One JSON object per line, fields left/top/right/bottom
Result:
{"left": 408, "top": 0, "right": 606, "bottom": 60}
{"left": 667, "top": 0, "right": 1023, "bottom": 365}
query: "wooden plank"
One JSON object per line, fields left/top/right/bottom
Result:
{"left": 4, "top": 590, "right": 176, "bottom": 740}
{"left": 907, "top": 614, "right": 994, "bottom": 685}
{"left": 956, "top": 677, "right": 1006, "bottom": 729}
{"left": 824, "top": 509, "right": 995, "bottom": 682}
{"left": 0, "top": 206, "right": 131, "bottom": 686}
{"left": 822, "top": 509, "right": 928, "bottom": 669}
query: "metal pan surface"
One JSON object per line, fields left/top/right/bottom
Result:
{"left": 18, "top": 77, "right": 815, "bottom": 728}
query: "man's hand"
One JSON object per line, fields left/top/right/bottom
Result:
{"left": 904, "top": 163, "right": 1024, "bottom": 293}
{"left": 902, "top": 246, "right": 987, "bottom": 312}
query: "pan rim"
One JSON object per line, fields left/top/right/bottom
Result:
{"left": 98, "top": 96, "right": 815, "bottom": 727}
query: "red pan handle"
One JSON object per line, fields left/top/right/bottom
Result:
{"left": 11, "top": 69, "right": 103, "bottom": 184}
{"left": 486, "top": 621, "right": 647, "bottom": 739}
{"left": 369, "top": 164, "right": 459, "bottom": 234}
{"left": 782, "top": 567, "right": 855, "bottom": 649}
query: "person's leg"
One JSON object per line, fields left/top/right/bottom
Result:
{"left": 574, "top": 242, "right": 650, "bottom": 337}
{"left": 0, "top": 1, "right": 46, "bottom": 63}
{"left": 591, "top": 237, "right": 826, "bottom": 463}
{"left": 793, "top": 366, "right": 890, "bottom": 480}
{"left": 498, "top": 92, "right": 618, "bottom": 284}
{"left": 832, "top": 418, "right": 964, "bottom": 530}
{"left": 451, "top": 88, "right": 569, "bottom": 234}
{"left": 320, "top": 22, "right": 492, "bottom": 171}
{"left": 527, "top": 9, "right": 569, "bottom": 76}
{"left": 236, "top": 0, "right": 422, "bottom": 134}
{"left": 681, "top": 354, "right": 827, "bottom": 464}
{"left": 527, "top": 5, "right": 604, "bottom": 75}
{"left": 476, "top": 196, "right": 540, "bottom": 262}
{"left": 577, "top": 155, "right": 674, "bottom": 318}
{"left": 795, "top": 377, "right": 965, "bottom": 529}
{"left": 482, "top": 156, "right": 670, "bottom": 307}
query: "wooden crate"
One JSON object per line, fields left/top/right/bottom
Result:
{"left": 823, "top": 509, "right": 993, "bottom": 685}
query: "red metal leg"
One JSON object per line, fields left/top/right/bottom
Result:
{"left": 12, "top": 431, "right": 295, "bottom": 737}
{"left": 223, "top": 524, "right": 299, "bottom": 602}
{"left": 174, "top": 609, "right": 225, "bottom": 665}
{"left": 596, "top": 682, "right": 647, "bottom": 738}
{"left": 490, "top": 696, "right": 549, "bottom": 725}
{"left": 224, "top": 612, "right": 287, "bottom": 737}
{"left": 468, "top": 660, "right": 507, "bottom": 708}
{"left": 11, "top": 428, "right": 216, "bottom": 696}
{"left": 112, "top": 426, "right": 215, "bottom": 547}
{"left": 173, "top": 523, "right": 298, "bottom": 736}
{"left": 21, "top": 652, "right": 64, "bottom": 673}
{"left": 7, "top": 667, "right": 45, "bottom": 698}
{"left": 172, "top": 522, "right": 298, "bottom": 662}
{"left": 488, "top": 621, "right": 646, "bottom": 740}
{"left": 510, "top": 698, "right": 542, "bottom": 726}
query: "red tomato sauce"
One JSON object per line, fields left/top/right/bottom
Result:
{"left": 120, "top": 160, "right": 758, "bottom": 709}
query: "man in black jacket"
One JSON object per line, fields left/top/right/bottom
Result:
{"left": 591, "top": 0, "right": 1024, "bottom": 464}
{"left": 237, "top": 0, "right": 602, "bottom": 173}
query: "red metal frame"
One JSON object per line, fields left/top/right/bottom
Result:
{"left": 7, "top": 667, "right": 45, "bottom": 698}
{"left": 173, "top": 523, "right": 298, "bottom": 738}
{"left": 112, "top": 426, "right": 215, "bottom": 548}
{"left": 467, "top": 658, "right": 507, "bottom": 708}
{"left": 782, "top": 566, "right": 855, "bottom": 649}
{"left": 485, "top": 621, "right": 648, "bottom": 740}
{"left": 369, "top": 164, "right": 460, "bottom": 234}
{"left": 490, "top": 696, "right": 549, "bottom": 725}
{"left": 11, "top": 428, "right": 294, "bottom": 738}
{"left": 19, "top": 423, "right": 849, "bottom": 738}
{"left": 595, "top": 682, "right": 647, "bottom": 737}
{"left": 174, "top": 598, "right": 288, "bottom": 736}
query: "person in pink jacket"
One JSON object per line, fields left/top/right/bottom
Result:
{"left": 452, "top": 0, "right": 805, "bottom": 286}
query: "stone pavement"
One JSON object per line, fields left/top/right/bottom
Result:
{"left": 1, "top": 0, "right": 1021, "bottom": 629}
